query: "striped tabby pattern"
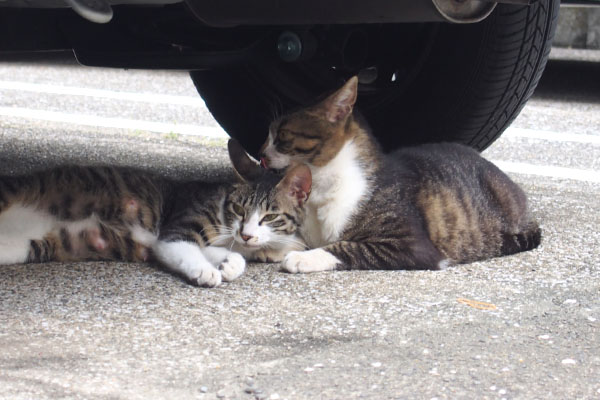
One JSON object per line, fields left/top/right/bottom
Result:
{"left": 0, "top": 167, "right": 163, "bottom": 263}
{"left": 260, "top": 77, "right": 541, "bottom": 273}
{"left": 0, "top": 140, "right": 311, "bottom": 286}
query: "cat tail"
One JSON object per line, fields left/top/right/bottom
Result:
{"left": 500, "top": 221, "right": 542, "bottom": 256}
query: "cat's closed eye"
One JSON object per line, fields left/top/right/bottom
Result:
{"left": 278, "top": 129, "right": 292, "bottom": 140}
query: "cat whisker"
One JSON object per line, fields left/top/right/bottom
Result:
{"left": 208, "top": 227, "right": 233, "bottom": 238}
{"left": 211, "top": 232, "right": 233, "bottom": 241}
{"left": 269, "top": 238, "right": 303, "bottom": 248}
{"left": 212, "top": 226, "right": 233, "bottom": 234}
{"left": 269, "top": 96, "right": 284, "bottom": 123}
{"left": 267, "top": 236, "right": 307, "bottom": 250}
{"left": 208, "top": 234, "right": 233, "bottom": 246}
{"left": 213, "top": 224, "right": 233, "bottom": 231}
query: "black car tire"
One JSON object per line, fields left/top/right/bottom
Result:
{"left": 190, "top": 0, "right": 559, "bottom": 156}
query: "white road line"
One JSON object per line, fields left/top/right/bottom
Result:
{"left": 1, "top": 103, "right": 599, "bottom": 183}
{"left": 0, "top": 106, "right": 228, "bottom": 139}
{"left": 2, "top": 80, "right": 599, "bottom": 145}
{"left": 0, "top": 80, "right": 204, "bottom": 106}
{"left": 492, "top": 160, "right": 600, "bottom": 184}
{"left": 504, "top": 127, "right": 600, "bottom": 145}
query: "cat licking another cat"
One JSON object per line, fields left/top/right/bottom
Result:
{"left": 0, "top": 140, "right": 310, "bottom": 287}
{"left": 0, "top": 77, "right": 540, "bottom": 286}
{"left": 260, "top": 76, "right": 541, "bottom": 273}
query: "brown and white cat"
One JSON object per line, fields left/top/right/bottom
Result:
{"left": 0, "top": 140, "right": 311, "bottom": 286}
{"left": 260, "top": 76, "right": 541, "bottom": 273}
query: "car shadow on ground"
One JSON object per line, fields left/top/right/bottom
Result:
{"left": 534, "top": 59, "right": 600, "bottom": 103}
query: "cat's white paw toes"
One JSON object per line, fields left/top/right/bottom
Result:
{"left": 192, "top": 265, "right": 222, "bottom": 288}
{"left": 281, "top": 251, "right": 301, "bottom": 273}
{"left": 219, "top": 252, "right": 246, "bottom": 282}
{"left": 281, "top": 248, "right": 341, "bottom": 274}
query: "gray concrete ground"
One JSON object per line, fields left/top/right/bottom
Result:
{"left": 0, "top": 49, "right": 599, "bottom": 399}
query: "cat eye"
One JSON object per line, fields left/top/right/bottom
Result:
{"left": 270, "top": 221, "right": 286, "bottom": 228}
{"left": 261, "top": 214, "right": 277, "bottom": 223}
{"left": 278, "top": 129, "right": 292, "bottom": 140}
{"left": 232, "top": 203, "right": 245, "bottom": 216}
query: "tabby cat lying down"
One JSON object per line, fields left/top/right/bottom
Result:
{"left": 260, "top": 76, "right": 541, "bottom": 273}
{"left": 0, "top": 140, "right": 311, "bottom": 287}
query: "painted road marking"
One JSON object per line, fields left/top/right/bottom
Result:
{"left": 504, "top": 127, "right": 600, "bottom": 145}
{"left": 1, "top": 103, "right": 599, "bottom": 183}
{"left": 0, "top": 80, "right": 203, "bottom": 106}
{"left": 492, "top": 160, "right": 600, "bottom": 184}
{"left": 0, "top": 107, "right": 227, "bottom": 138}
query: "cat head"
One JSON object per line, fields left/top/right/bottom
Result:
{"left": 225, "top": 139, "right": 311, "bottom": 250}
{"left": 259, "top": 76, "right": 359, "bottom": 169}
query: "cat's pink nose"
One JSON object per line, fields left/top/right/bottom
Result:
{"left": 241, "top": 234, "right": 252, "bottom": 242}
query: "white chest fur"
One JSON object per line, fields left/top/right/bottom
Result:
{"left": 302, "top": 140, "right": 370, "bottom": 248}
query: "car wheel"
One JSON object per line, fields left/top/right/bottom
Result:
{"left": 191, "top": 0, "right": 559, "bottom": 156}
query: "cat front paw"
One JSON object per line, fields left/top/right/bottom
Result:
{"left": 192, "top": 265, "right": 223, "bottom": 287}
{"left": 218, "top": 252, "right": 246, "bottom": 282}
{"left": 154, "top": 241, "right": 224, "bottom": 287}
{"left": 281, "top": 248, "right": 341, "bottom": 274}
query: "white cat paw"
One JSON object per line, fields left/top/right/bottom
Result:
{"left": 153, "top": 241, "right": 224, "bottom": 287}
{"left": 219, "top": 252, "right": 246, "bottom": 282}
{"left": 192, "top": 264, "right": 223, "bottom": 287}
{"left": 281, "top": 248, "right": 341, "bottom": 274}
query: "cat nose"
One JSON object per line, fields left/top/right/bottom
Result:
{"left": 241, "top": 233, "right": 253, "bottom": 242}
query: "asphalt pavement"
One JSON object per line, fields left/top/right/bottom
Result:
{"left": 0, "top": 49, "right": 599, "bottom": 399}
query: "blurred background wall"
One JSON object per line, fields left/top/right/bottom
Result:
{"left": 554, "top": 6, "right": 600, "bottom": 48}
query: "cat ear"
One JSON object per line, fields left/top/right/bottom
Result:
{"left": 322, "top": 76, "right": 358, "bottom": 123}
{"left": 228, "top": 139, "right": 263, "bottom": 182}
{"left": 278, "top": 164, "right": 312, "bottom": 206}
